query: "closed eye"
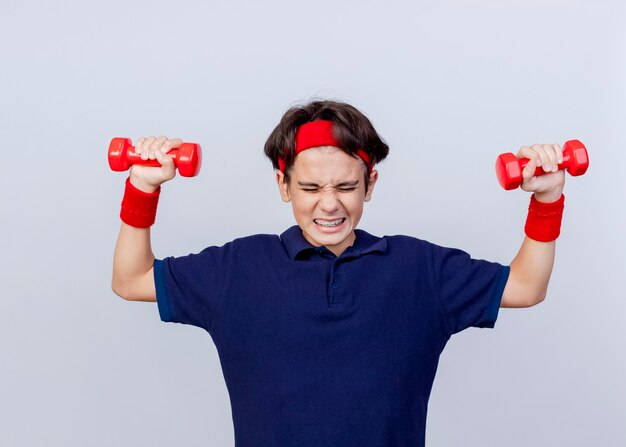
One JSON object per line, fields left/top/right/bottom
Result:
{"left": 298, "top": 180, "right": 360, "bottom": 192}
{"left": 301, "top": 187, "right": 357, "bottom": 192}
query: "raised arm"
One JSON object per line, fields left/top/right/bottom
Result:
{"left": 111, "top": 136, "right": 181, "bottom": 301}
{"left": 501, "top": 143, "right": 566, "bottom": 308}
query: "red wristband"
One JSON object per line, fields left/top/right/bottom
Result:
{"left": 120, "top": 177, "right": 161, "bottom": 228}
{"left": 524, "top": 193, "right": 565, "bottom": 242}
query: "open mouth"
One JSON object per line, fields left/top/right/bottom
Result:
{"left": 314, "top": 218, "right": 346, "bottom": 228}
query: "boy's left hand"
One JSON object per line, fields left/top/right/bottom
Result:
{"left": 517, "top": 143, "right": 565, "bottom": 203}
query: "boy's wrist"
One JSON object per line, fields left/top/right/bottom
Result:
{"left": 121, "top": 177, "right": 161, "bottom": 228}
{"left": 533, "top": 187, "right": 564, "bottom": 203}
{"left": 524, "top": 193, "right": 565, "bottom": 242}
{"left": 130, "top": 176, "right": 159, "bottom": 194}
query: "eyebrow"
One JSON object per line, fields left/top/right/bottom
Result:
{"left": 297, "top": 180, "right": 360, "bottom": 188}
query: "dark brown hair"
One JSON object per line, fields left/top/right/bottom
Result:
{"left": 263, "top": 99, "right": 389, "bottom": 190}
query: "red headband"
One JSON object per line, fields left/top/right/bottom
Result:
{"left": 277, "top": 120, "right": 373, "bottom": 173}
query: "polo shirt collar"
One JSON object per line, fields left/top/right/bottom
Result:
{"left": 280, "top": 225, "right": 388, "bottom": 260}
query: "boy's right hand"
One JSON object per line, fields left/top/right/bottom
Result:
{"left": 129, "top": 135, "right": 182, "bottom": 193}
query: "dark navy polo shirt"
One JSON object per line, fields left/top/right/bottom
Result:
{"left": 154, "top": 225, "right": 510, "bottom": 447}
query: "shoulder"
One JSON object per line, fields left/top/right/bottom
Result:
{"left": 230, "top": 232, "right": 280, "bottom": 247}
{"left": 377, "top": 233, "right": 486, "bottom": 270}
{"left": 382, "top": 233, "right": 469, "bottom": 255}
{"left": 381, "top": 233, "right": 434, "bottom": 252}
{"left": 192, "top": 233, "right": 283, "bottom": 260}
{"left": 358, "top": 230, "right": 437, "bottom": 265}
{"left": 194, "top": 233, "right": 280, "bottom": 251}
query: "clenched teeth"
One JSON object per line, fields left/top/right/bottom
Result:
{"left": 314, "top": 218, "right": 346, "bottom": 227}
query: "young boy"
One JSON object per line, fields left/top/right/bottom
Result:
{"left": 112, "top": 100, "right": 566, "bottom": 446}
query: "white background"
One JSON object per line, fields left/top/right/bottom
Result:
{"left": 1, "top": 0, "right": 624, "bottom": 445}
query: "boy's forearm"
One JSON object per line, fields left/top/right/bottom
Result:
{"left": 513, "top": 236, "right": 556, "bottom": 286}
{"left": 507, "top": 236, "right": 556, "bottom": 306}
{"left": 112, "top": 223, "right": 155, "bottom": 290}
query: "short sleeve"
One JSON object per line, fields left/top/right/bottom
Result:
{"left": 153, "top": 242, "right": 233, "bottom": 333}
{"left": 430, "top": 243, "right": 510, "bottom": 336}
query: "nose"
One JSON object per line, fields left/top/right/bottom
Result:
{"left": 319, "top": 190, "right": 340, "bottom": 213}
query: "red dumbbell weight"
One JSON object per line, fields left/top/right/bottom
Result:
{"left": 108, "top": 137, "right": 202, "bottom": 177}
{"left": 495, "top": 139, "right": 589, "bottom": 190}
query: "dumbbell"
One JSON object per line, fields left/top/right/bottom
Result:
{"left": 495, "top": 139, "right": 588, "bottom": 190}
{"left": 108, "top": 137, "right": 202, "bottom": 177}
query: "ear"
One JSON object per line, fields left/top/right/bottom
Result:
{"left": 275, "top": 170, "right": 291, "bottom": 202}
{"left": 364, "top": 169, "right": 379, "bottom": 202}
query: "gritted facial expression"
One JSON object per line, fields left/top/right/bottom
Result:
{"left": 276, "top": 146, "right": 378, "bottom": 257}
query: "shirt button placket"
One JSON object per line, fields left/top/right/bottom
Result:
{"left": 330, "top": 260, "right": 342, "bottom": 305}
